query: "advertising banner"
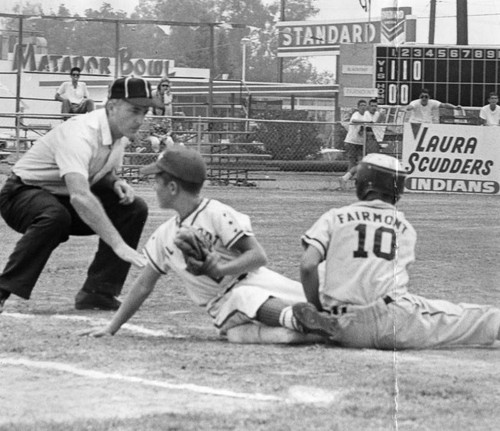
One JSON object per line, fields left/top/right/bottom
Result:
{"left": 276, "top": 20, "right": 380, "bottom": 57}
{"left": 402, "top": 123, "right": 500, "bottom": 195}
{"left": 380, "top": 7, "right": 414, "bottom": 45}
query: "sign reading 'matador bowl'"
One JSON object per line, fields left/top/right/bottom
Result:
{"left": 402, "top": 123, "right": 500, "bottom": 195}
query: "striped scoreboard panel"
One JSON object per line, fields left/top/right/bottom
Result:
{"left": 375, "top": 45, "right": 500, "bottom": 106}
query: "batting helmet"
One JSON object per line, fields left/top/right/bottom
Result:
{"left": 355, "top": 153, "right": 408, "bottom": 204}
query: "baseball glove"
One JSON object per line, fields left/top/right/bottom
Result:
{"left": 174, "top": 227, "right": 220, "bottom": 277}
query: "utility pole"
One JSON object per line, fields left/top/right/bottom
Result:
{"left": 456, "top": 0, "right": 468, "bottom": 45}
{"left": 277, "top": 0, "right": 285, "bottom": 82}
{"left": 429, "top": 0, "right": 436, "bottom": 44}
{"left": 208, "top": 25, "right": 215, "bottom": 117}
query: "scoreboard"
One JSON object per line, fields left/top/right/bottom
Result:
{"left": 375, "top": 44, "right": 500, "bottom": 107}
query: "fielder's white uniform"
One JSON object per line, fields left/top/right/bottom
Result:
{"left": 144, "top": 198, "right": 305, "bottom": 334}
{"left": 302, "top": 199, "right": 500, "bottom": 349}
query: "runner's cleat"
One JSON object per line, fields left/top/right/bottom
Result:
{"left": 292, "top": 302, "right": 339, "bottom": 338}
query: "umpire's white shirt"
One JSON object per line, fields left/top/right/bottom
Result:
{"left": 13, "top": 109, "right": 128, "bottom": 195}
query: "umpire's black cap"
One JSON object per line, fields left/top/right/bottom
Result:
{"left": 108, "top": 76, "right": 163, "bottom": 109}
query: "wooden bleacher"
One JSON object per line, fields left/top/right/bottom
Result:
{"left": 205, "top": 141, "right": 274, "bottom": 186}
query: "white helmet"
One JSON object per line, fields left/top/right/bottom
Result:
{"left": 355, "top": 153, "right": 408, "bottom": 203}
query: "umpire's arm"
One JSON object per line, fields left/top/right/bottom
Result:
{"left": 300, "top": 245, "right": 323, "bottom": 310}
{"left": 65, "top": 172, "right": 146, "bottom": 267}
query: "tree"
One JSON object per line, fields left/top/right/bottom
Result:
{"left": 267, "top": 0, "right": 319, "bottom": 21}
{"left": 8, "top": 0, "right": 331, "bottom": 84}
{"left": 132, "top": 0, "right": 325, "bottom": 83}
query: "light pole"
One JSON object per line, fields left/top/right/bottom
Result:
{"left": 241, "top": 37, "right": 250, "bottom": 82}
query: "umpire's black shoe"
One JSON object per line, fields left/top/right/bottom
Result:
{"left": 75, "top": 290, "right": 121, "bottom": 311}
{"left": 0, "top": 288, "right": 10, "bottom": 314}
{"left": 292, "top": 302, "right": 339, "bottom": 338}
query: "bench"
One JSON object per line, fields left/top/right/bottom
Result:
{"left": 204, "top": 152, "right": 274, "bottom": 186}
{"left": 20, "top": 123, "right": 52, "bottom": 137}
{"left": 0, "top": 136, "right": 41, "bottom": 151}
{"left": 206, "top": 153, "right": 271, "bottom": 159}
{"left": 119, "top": 150, "right": 276, "bottom": 186}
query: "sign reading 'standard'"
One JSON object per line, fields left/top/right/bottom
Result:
{"left": 276, "top": 20, "right": 380, "bottom": 57}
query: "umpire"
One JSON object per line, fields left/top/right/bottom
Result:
{"left": 0, "top": 76, "right": 162, "bottom": 312}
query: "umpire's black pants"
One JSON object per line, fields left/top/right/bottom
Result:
{"left": 0, "top": 174, "right": 148, "bottom": 299}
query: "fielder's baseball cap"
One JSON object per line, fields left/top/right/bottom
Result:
{"left": 108, "top": 76, "right": 163, "bottom": 108}
{"left": 141, "top": 146, "right": 207, "bottom": 184}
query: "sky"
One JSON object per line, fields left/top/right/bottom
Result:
{"left": 1, "top": 0, "right": 500, "bottom": 72}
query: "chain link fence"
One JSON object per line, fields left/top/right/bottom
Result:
{"left": 0, "top": 114, "right": 404, "bottom": 192}
{"left": 120, "top": 114, "right": 403, "bottom": 191}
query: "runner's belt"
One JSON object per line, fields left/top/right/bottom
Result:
{"left": 331, "top": 295, "right": 393, "bottom": 315}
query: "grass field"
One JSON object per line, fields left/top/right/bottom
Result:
{"left": 0, "top": 174, "right": 499, "bottom": 431}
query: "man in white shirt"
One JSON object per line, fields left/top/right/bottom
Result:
{"left": 364, "top": 98, "right": 386, "bottom": 153}
{"left": 404, "top": 88, "right": 460, "bottom": 123}
{"left": 479, "top": 92, "right": 500, "bottom": 126}
{"left": 0, "top": 77, "right": 162, "bottom": 313}
{"left": 55, "top": 67, "right": 95, "bottom": 115}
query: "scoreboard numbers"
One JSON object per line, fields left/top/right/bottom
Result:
{"left": 375, "top": 45, "right": 500, "bottom": 106}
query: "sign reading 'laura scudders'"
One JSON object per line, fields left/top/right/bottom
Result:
{"left": 12, "top": 44, "right": 172, "bottom": 77}
{"left": 402, "top": 123, "right": 500, "bottom": 195}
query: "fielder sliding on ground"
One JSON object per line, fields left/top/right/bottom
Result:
{"left": 82, "top": 146, "right": 335, "bottom": 344}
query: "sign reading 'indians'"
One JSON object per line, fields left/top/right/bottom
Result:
{"left": 402, "top": 123, "right": 500, "bottom": 195}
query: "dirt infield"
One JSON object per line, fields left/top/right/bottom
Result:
{"left": 0, "top": 176, "right": 499, "bottom": 430}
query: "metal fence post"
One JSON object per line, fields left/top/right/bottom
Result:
{"left": 197, "top": 116, "right": 201, "bottom": 153}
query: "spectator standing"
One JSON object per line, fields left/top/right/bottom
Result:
{"left": 151, "top": 77, "right": 173, "bottom": 117}
{"left": 55, "top": 67, "right": 95, "bottom": 115}
{"left": 339, "top": 99, "right": 380, "bottom": 189}
{"left": 479, "top": 92, "right": 500, "bottom": 126}
{"left": 0, "top": 77, "right": 163, "bottom": 312}
{"left": 364, "top": 98, "right": 386, "bottom": 153}
{"left": 404, "top": 88, "right": 460, "bottom": 124}
{"left": 151, "top": 77, "right": 175, "bottom": 148}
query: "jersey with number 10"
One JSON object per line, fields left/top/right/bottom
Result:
{"left": 302, "top": 200, "right": 417, "bottom": 309}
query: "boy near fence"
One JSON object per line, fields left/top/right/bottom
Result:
{"left": 339, "top": 99, "right": 384, "bottom": 190}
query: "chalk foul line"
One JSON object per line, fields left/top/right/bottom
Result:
{"left": 0, "top": 357, "right": 283, "bottom": 402}
{"left": 2, "top": 312, "right": 185, "bottom": 338}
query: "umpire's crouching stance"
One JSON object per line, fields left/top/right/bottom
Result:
{"left": 0, "top": 76, "right": 162, "bottom": 312}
